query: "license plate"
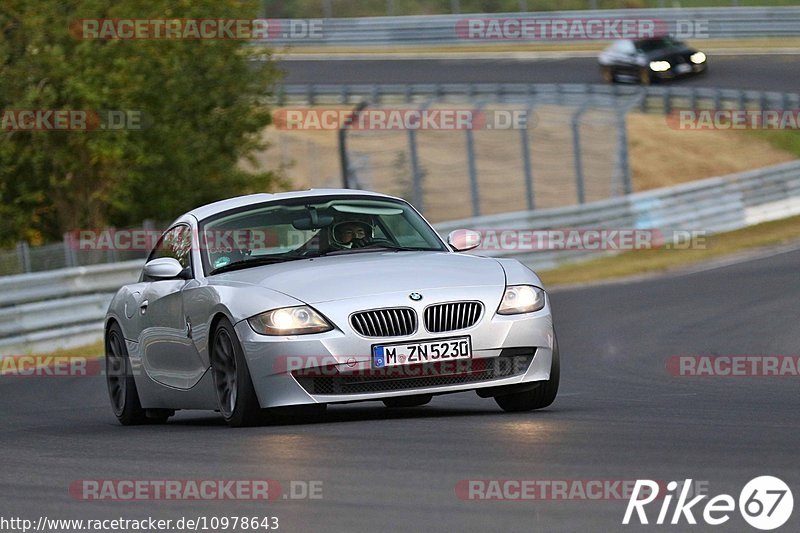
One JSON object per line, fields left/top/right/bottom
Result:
{"left": 373, "top": 337, "right": 472, "bottom": 368}
{"left": 676, "top": 63, "right": 691, "bottom": 73}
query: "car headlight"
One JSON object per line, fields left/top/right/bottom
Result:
{"left": 497, "top": 285, "right": 546, "bottom": 315}
{"left": 690, "top": 52, "right": 706, "bottom": 64}
{"left": 248, "top": 306, "right": 332, "bottom": 336}
{"left": 649, "top": 60, "right": 671, "bottom": 72}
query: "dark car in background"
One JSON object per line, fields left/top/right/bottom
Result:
{"left": 598, "top": 36, "right": 707, "bottom": 84}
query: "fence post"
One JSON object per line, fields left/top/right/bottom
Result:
{"left": 17, "top": 241, "right": 31, "bottom": 273}
{"left": 521, "top": 103, "right": 535, "bottom": 210}
{"left": 465, "top": 103, "right": 482, "bottom": 217}
{"left": 62, "top": 232, "right": 75, "bottom": 268}
{"left": 616, "top": 109, "right": 632, "bottom": 196}
{"left": 339, "top": 101, "right": 369, "bottom": 188}
{"left": 408, "top": 127, "right": 424, "bottom": 213}
{"left": 571, "top": 104, "right": 589, "bottom": 204}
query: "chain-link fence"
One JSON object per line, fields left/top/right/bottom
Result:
{"left": 268, "top": 98, "right": 634, "bottom": 223}
{"left": 0, "top": 221, "right": 161, "bottom": 276}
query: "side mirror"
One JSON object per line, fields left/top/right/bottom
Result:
{"left": 143, "top": 257, "right": 187, "bottom": 280}
{"left": 447, "top": 229, "right": 481, "bottom": 252}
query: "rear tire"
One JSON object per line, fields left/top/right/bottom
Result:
{"left": 210, "top": 318, "right": 264, "bottom": 427}
{"left": 106, "top": 322, "right": 169, "bottom": 425}
{"left": 495, "top": 337, "right": 560, "bottom": 412}
{"left": 383, "top": 394, "right": 432, "bottom": 408}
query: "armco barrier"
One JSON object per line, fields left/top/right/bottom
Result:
{"left": 1, "top": 159, "right": 799, "bottom": 355}
{"left": 261, "top": 7, "right": 800, "bottom": 47}
{"left": 275, "top": 83, "right": 800, "bottom": 112}
{"left": 436, "top": 159, "right": 800, "bottom": 268}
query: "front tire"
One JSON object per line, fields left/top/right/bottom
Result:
{"left": 210, "top": 318, "right": 263, "bottom": 427}
{"left": 494, "top": 337, "right": 560, "bottom": 412}
{"left": 600, "top": 65, "right": 615, "bottom": 83}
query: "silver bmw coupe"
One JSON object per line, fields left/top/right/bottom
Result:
{"left": 105, "top": 189, "right": 559, "bottom": 426}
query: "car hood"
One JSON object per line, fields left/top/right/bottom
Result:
{"left": 209, "top": 251, "right": 506, "bottom": 304}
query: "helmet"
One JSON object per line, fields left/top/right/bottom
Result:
{"left": 330, "top": 219, "right": 373, "bottom": 247}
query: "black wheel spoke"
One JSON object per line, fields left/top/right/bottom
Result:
{"left": 106, "top": 331, "right": 127, "bottom": 415}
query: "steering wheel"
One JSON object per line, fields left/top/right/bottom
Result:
{"left": 351, "top": 237, "right": 395, "bottom": 249}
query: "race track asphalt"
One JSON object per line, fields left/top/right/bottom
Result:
{"left": 279, "top": 54, "right": 800, "bottom": 92}
{"left": 2, "top": 246, "right": 798, "bottom": 532}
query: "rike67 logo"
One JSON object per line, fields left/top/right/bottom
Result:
{"left": 623, "top": 476, "right": 793, "bottom": 530}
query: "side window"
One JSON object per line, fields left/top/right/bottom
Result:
{"left": 148, "top": 225, "right": 193, "bottom": 270}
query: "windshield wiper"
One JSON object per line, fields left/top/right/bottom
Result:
{"left": 313, "top": 244, "right": 436, "bottom": 257}
{"left": 209, "top": 256, "right": 301, "bottom": 275}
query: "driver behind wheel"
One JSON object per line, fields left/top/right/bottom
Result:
{"left": 330, "top": 219, "right": 373, "bottom": 249}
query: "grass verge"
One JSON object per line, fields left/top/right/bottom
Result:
{"left": 539, "top": 214, "right": 800, "bottom": 286}
{"left": 51, "top": 340, "right": 105, "bottom": 358}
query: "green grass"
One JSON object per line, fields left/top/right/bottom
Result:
{"left": 746, "top": 130, "right": 800, "bottom": 159}
{"left": 539, "top": 213, "right": 800, "bottom": 286}
{"left": 50, "top": 340, "right": 105, "bottom": 358}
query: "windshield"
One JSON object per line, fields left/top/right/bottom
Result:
{"left": 199, "top": 196, "right": 447, "bottom": 275}
{"left": 635, "top": 36, "right": 684, "bottom": 52}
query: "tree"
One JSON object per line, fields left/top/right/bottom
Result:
{"left": 0, "top": 0, "right": 284, "bottom": 247}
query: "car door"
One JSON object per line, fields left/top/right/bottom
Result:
{"left": 138, "top": 224, "right": 207, "bottom": 389}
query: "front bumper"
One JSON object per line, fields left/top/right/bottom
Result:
{"left": 234, "top": 286, "right": 555, "bottom": 408}
{"left": 653, "top": 61, "right": 706, "bottom": 79}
